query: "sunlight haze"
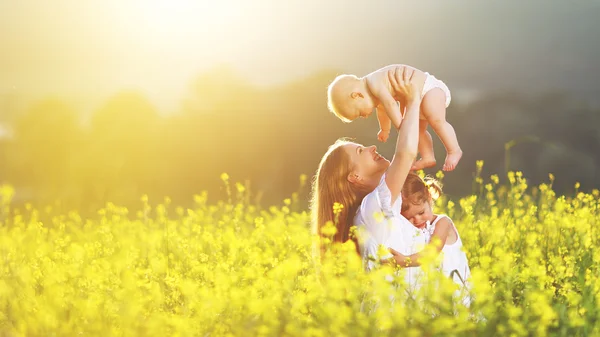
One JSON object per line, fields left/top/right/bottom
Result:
{"left": 1, "top": 1, "right": 599, "bottom": 113}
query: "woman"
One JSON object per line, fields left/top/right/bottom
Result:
{"left": 311, "top": 67, "right": 428, "bottom": 286}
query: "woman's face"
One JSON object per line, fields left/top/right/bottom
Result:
{"left": 343, "top": 143, "right": 389, "bottom": 187}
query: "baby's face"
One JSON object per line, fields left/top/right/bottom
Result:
{"left": 349, "top": 97, "right": 375, "bottom": 120}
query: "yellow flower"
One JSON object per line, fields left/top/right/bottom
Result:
{"left": 376, "top": 244, "right": 391, "bottom": 260}
{"left": 299, "top": 174, "right": 308, "bottom": 187}
{"left": 236, "top": 182, "right": 246, "bottom": 193}
{"left": 435, "top": 170, "right": 445, "bottom": 180}
{"left": 491, "top": 174, "right": 499, "bottom": 184}
{"left": 0, "top": 184, "right": 15, "bottom": 203}
{"left": 332, "top": 202, "right": 344, "bottom": 215}
{"left": 321, "top": 221, "right": 337, "bottom": 237}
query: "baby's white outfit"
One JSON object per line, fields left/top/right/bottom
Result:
{"left": 421, "top": 73, "right": 452, "bottom": 108}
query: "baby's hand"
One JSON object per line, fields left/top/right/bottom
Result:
{"left": 377, "top": 129, "right": 390, "bottom": 143}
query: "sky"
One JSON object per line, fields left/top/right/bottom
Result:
{"left": 1, "top": 0, "right": 599, "bottom": 115}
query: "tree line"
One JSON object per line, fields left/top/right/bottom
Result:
{"left": 0, "top": 68, "right": 598, "bottom": 214}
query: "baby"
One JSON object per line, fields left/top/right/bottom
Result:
{"left": 327, "top": 64, "right": 462, "bottom": 171}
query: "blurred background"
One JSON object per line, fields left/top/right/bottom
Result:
{"left": 1, "top": 0, "right": 599, "bottom": 212}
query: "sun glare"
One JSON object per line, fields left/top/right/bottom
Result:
{"left": 134, "top": 0, "right": 238, "bottom": 36}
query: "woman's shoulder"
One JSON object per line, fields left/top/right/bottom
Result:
{"left": 356, "top": 173, "right": 401, "bottom": 220}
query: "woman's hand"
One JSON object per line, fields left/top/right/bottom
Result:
{"left": 388, "top": 66, "right": 420, "bottom": 104}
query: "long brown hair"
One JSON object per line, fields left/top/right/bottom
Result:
{"left": 310, "top": 139, "right": 370, "bottom": 246}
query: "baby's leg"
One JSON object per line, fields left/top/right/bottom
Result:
{"left": 421, "top": 88, "right": 462, "bottom": 171}
{"left": 411, "top": 119, "right": 436, "bottom": 171}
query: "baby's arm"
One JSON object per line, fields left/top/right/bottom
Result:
{"left": 376, "top": 107, "right": 392, "bottom": 142}
{"left": 388, "top": 218, "right": 452, "bottom": 267}
{"left": 366, "top": 72, "right": 403, "bottom": 129}
{"left": 375, "top": 90, "right": 403, "bottom": 130}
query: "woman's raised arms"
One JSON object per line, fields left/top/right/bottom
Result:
{"left": 384, "top": 66, "right": 422, "bottom": 202}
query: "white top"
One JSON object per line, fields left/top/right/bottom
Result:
{"left": 426, "top": 215, "right": 471, "bottom": 287}
{"left": 354, "top": 174, "right": 430, "bottom": 288}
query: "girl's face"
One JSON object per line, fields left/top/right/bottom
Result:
{"left": 401, "top": 199, "right": 434, "bottom": 229}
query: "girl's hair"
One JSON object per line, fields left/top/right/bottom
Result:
{"left": 310, "top": 139, "right": 370, "bottom": 249}
{"left": 401, "top": 172, "right": 443, "bottom": 212}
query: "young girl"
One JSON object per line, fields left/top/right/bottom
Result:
{"left": 391, "top": 172, "right": 471, "bottom": 303}
{"left": 327, "top": 64, "right": 462, "bottom": 171}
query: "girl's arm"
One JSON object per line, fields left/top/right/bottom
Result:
{"left": 389, "top": 217, "right": 453, "bottom": 267}
{"left": 382, "top": 66, "right": 421, "bottom": 202}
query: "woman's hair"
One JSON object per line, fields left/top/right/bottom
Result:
{"left": 401, "top": 172, "right": 443, "bottom": 212}
{"left": 310, "top": 139, "right": 370, "bottom": 247}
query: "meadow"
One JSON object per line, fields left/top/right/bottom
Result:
{"left": 0, "top": 163, "right": 599, "bottom": 336}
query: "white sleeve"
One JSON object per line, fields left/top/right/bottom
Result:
{"left": 355, "top": 175, "right": 401, "bottom": 248}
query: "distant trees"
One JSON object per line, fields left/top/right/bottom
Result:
{"left": 0, "top": 69, "right": 598, "bottom": 211}
{"left": 447, "top": 91, "right": 600, "bottom": 194}
{"left": 84, "top": 92, "right": 161, "bottom": 205}
{"left": 9, "top": 99, "right": 83, "bottom": 201}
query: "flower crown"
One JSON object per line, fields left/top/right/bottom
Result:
{"left": 423, "top": 179, "right": 440, "bottom": 201}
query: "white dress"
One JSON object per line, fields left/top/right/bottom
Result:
{"left": 427, "top": 215, "right": 472, "bottom": 306}
{"left": 354, "top": 174, "right": 431, "bottom": 289}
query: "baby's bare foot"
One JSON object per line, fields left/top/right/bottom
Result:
{"left": 442, "top": 150, "right": 463, "bottom": 171}
{"left": 411, "top": 157, "right": 436, "bottom": 171}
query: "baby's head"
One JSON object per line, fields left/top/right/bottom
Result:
{"left": 400, "top": 172, "right": 443, "bottom": 229}
{"left": 327, "top": 74, "right": 375, "bottom": 122}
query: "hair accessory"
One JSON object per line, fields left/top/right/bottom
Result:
{"left": 424, "top": 179, "right": 440, "bottom": 200}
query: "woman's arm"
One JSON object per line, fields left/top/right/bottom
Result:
{"left": 389, "top": 217, "right": 453, "bottom": 267}
{"left": 384, "top": 66, "right": 421, "bottom": 202}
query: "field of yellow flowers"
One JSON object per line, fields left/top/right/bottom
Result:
{"left": 1, "top": 166, "right": 599, "bottom": 336}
